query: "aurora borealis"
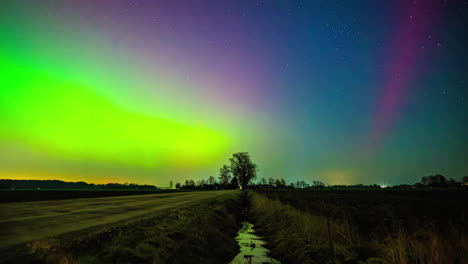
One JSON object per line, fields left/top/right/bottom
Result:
{"left": 1, "top": 0, "right": 467, "bottom": 186}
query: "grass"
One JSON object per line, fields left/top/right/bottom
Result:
{"left": 2, "top": 191, "right": 242, "bottom": 263}
{"left": 249, "top": 190, "right": 468, "bottom": 264}
{"left": 4, "top": 188, "right": 465, "bottom": 263}
{"left": 0, "top": 191, "right": 240, "bottom": 261}
{"left": 248, "top": 191, "right": 362, "bottom": 263}
{"left": 62, "top": 191, "right": 243, "bottom": 264}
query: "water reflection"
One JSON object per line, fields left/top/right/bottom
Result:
{"left": 229, "top": 222, "right": 280, "bottom": 264}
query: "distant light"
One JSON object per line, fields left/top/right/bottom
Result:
{"left": 380, "top": 185, "right": 387, "bottom": 189}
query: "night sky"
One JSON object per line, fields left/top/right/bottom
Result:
{"left": 1, "top": 0, "right": 467, "bottom": 186}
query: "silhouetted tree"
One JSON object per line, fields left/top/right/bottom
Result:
{"left": 229, "top": 152, "right": 258, "bottom": 190}
{"left": 208, "top": 176, "right": 216, "bottom": 185}
{"left": 275, "top": 179, "right": 281, "bottom": 188}
{"left": 280, "top": 178, "right": 286, "bottom": 187}
{"left": 313, "top": 180, "right": 325, "bottom": 189}
{"left": 185, "top": 179, "right": 195, "bottom": 187}
{"left": 421, "top": 174, "right": 447, "bottom": 187}
{"left": 268, "top": 178, "right": 275, "bottom": 186}
{"left": 169, "top": 180, "right": 173, "bottom": 189}
{"left": 0, "top": 180, "right": 157, "bottom": 190}
{"left": 463, "top": 176, "right": 468, "bottom": 186}
{"left": 218, "top": 165, "right": 232, "bottom": 186}
{"left": 260, "top": 178, "right": 267, "bottom": 185}
{"left": 175, "top": 182, "right": 181, "bottom": 189}
{"left": 200, "top": 179, "right": 206, "bottom": 189}
{"left": 230, "top": 176, "right": 240, "bottom": 189}
{"left": 447, "top": 178, "right": 461, "bottom": 188}
{"left": 296, "top": 180, "right": 308, "bottom": 188}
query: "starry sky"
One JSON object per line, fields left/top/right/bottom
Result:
{"left": 1, "top": 0, "right": 467, "bottom": 186}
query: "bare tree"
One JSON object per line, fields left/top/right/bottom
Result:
{"left": 296, "top": 180, "right": 308, "bottom": 188}
{"left": 218, "top": 164, "right": 232, "bottom": 186}
{"left": 187, "top": 179, "right": 195, "bottom": 187}
{"left": 280, "top": 178, "right": 286, "bottom": 187}
{"left": 275, "top": 179, "right": 281, "bottom": 188}
{"left": 229, "top": 152, "right": 258, "bottom": 190}
{"left": 207, "top": 176, "right": 216, "bottom": 185}
{"left": 313, "top": 180, "right": 325, "bottom": 189}
{"left": 268, "top": 178, "right": 275, "bottom": 186}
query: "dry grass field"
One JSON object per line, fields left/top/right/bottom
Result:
{"left": 0, "top": 191, "right": 235, "bottom": 250}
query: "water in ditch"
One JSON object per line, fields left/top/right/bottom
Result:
{"left": 229, "top": 222, "right": 281, "bottom": 264}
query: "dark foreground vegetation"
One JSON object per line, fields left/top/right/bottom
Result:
{"left": 1, "top": 191, "right": 243, "bottom": 264}
{"left": 249, "top": 189, "right": 468, "bottom": 264}
{"left": 0, "top": 179, "right": 158, "bottom": 190}
{"left": 0, "top": 179, "right": 175, "bottom": 203}
{"left": 1, "top": 186, "right": 467, "bottom": 264}
{"left": 0, "top": 189, "right": 180, "bottom": 203}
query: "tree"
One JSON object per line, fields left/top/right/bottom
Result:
{"left": 184, "top": 179, "right": 195, "bottom": 188}
{"left": 218, "top": 165, "right": 232, "bottom": 186}
{"left": 280, "top": 178, "right": 286, "bottom": 187}
{"left": 296, "top": 180, "right": 308, "bottom": 188}
{"left": 230, "top": 176, "right": 240, "bottom": 189}
{"left": 463, "top": 176, "right": 468, "bottom": 186}
{"left": 268, "top": 178, "right": 275, "bottom": 186}
{"left": 207, "top": 176, "right": 216, "bottom": 185}
{"left": 175, "top": 182, "right": 181, "bottom": 189}
{"left": 421, "top": 174, "right": 447, "bottom": 187}
{"left": 169, "top": 180, "right": 173, "bottom": 189}
{"left": 275, "top": 179, "right": 281, "bottom": 188}
{"left": 229, "top": 152, "right": 258, "bottom": 190}
{"left": 260, "top": 178, "right": 267, "bottom": 185}
{"left": 447, "top": 178, "right": 460, "bottom": 188}
{"left": 313, "top": 180, "right": 325, "bottom": 189}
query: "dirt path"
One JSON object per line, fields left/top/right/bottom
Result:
{"left": 0, "top": 190, "right": 233, "bottom": 249}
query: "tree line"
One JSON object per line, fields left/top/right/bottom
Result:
{"left": 173, "top": 152, "right": 468, "bottom": 190}
{"left": 0, "top": 180, "right": 158, "bottom": 190}
{"left": 173, "top": 152, "right": 328, "bottom": 190}
{"left": 175, "top": 152, "right": 255, "bottom": 190}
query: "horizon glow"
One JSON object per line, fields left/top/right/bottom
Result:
{"left": 1, "top": 1, "right": 467, "bottom": 186}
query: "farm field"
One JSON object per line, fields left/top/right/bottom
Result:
{"left": 0, "top": 190, "right": 235, "bottom": 251}
{"left": 2, "top": 0, "right": 467, "bottom": 262}
{"left": 260, "top": 189, "right": 468, "bottom": 235}
{"left": 0, "top": 189, "right": 182, "bottom": 203}
{"left": 249, "top": 189, "right": 468, "bottom": 264}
